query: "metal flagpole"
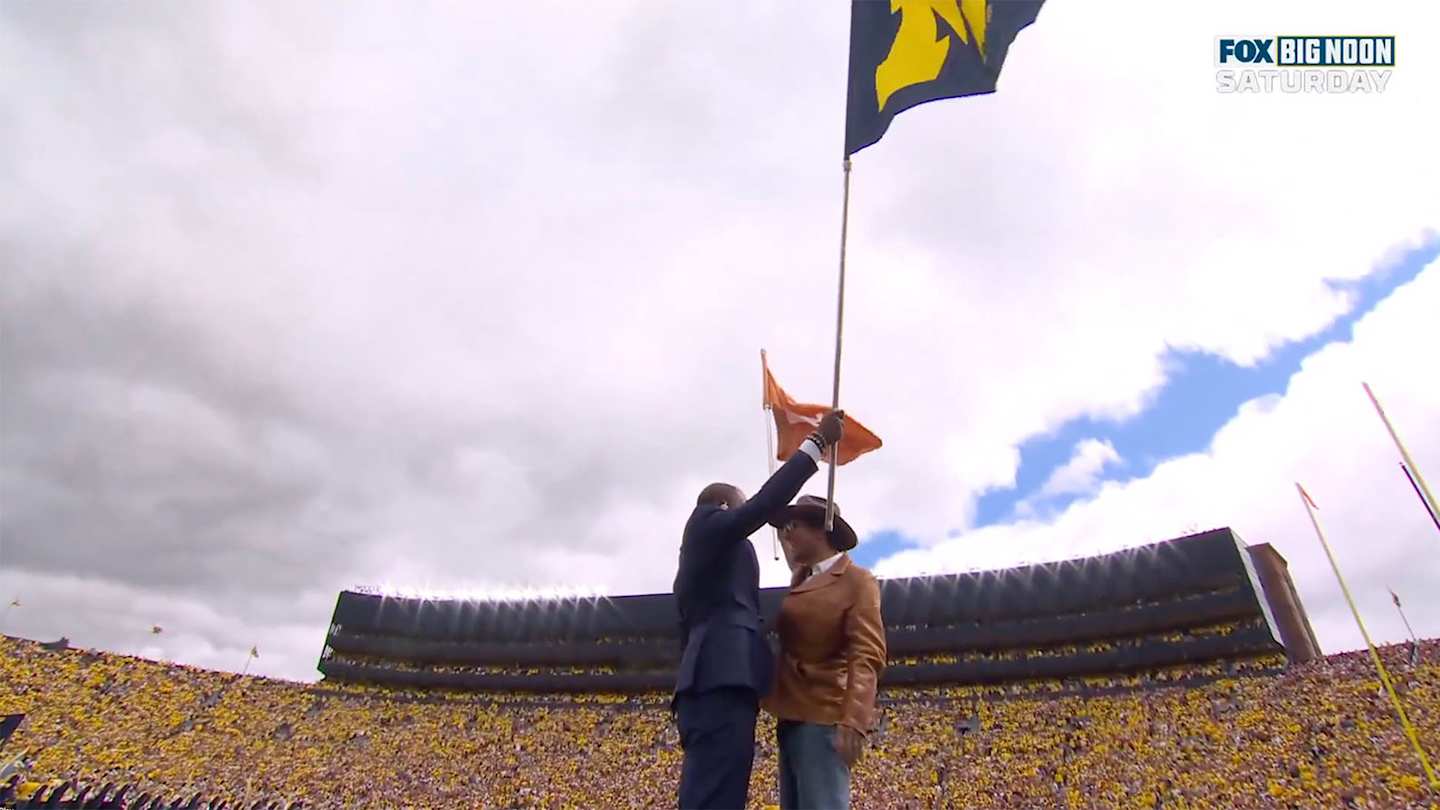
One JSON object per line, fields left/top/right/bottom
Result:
{"left": 1364, "top": 383, "right": 1440, "bottom": 541}
{"left": 1400, "top": 462, "right": 1440, "bottom": 535}
{"left": 1390, "top": 586, "right": 1422, "bottom": 666}
{"left": 1296, "top": 483, "right": 1438, "bottom": 787}
{"left": 1389, "top": 588, "right": 1419, "bottom": 647}
{"left": 762, "top": 349, "right": 781, "bottom": 561}
{"left": 825, "top": 157, "right": 854, "bottom": 531}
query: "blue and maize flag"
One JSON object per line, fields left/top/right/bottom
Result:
{"left": 846, "top": 0, "right": 1045, "bottom": 156}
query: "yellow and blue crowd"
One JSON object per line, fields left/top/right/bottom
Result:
{"left": 2, "top": 635, "right": 1437, "bottom": 808}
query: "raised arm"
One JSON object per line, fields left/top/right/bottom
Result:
{"left": 707, "top": 410, "right": 845, "bottom": 540}
{"left": 711, "top": 443, "right": 818, "bottom": 536}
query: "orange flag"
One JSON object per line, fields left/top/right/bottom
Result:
{"left": 762, "top": 352, "right": 881, "bottom": 466}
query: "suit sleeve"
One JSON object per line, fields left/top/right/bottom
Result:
{"left": 840, "top": 571, "right": 886, "bottom": 733}
{"left": 704, "top": 448, "right": 819, "bottom": 544}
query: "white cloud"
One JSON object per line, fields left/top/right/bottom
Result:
{"left": 1037, "top": 439, "right": 1123, "bottom": 499}
{"left": 876, "top": 259, "right": 1440, "bottom": 656}
{"left": 0, "top": 569, "right": 324, "bottom": 682}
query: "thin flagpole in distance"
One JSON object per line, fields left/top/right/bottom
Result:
{"left": 1400, "top": 462, "right": 1440, "bottom": 534}
{"left": 825, "top": 158, "right": 854, "bottom": 531}
{"left": 1389, "top": 587, "right": 1419, "bottom": 647}
{"left": 1364, "top": 382, "right": 1440, "bottom": 540}
{"left": 1296, "top": 483, "right": 1438, "bottom": 787}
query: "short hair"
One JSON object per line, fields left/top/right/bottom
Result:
{"left": 696, "top": 483, "right": 741, "bottom": 507}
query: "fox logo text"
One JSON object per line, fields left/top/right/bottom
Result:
{"left": 1215, "top": 36, "right": 1394, "bottom": 94}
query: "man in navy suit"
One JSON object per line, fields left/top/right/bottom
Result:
{"left": 673, "top": 409, "right": 844, "bottom": 809}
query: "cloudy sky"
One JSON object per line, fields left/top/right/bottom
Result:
{"left": 2, "top": 1, "right": 1437, "bottom": 682}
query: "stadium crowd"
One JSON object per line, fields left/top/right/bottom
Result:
{"left": 2, "top": 635, "right": 1436, "bottom": 808}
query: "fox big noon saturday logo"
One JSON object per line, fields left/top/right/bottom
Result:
{"left": 1215, "top": 36, "right": 1394, "bottom": 94}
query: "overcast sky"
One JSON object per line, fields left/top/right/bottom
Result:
{"left": 3, "top": 1, "right": 1438, "bottom": 682}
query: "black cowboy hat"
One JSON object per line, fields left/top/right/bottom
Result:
{"left": 768, "top": 494, "right": 858, "bottom": 552}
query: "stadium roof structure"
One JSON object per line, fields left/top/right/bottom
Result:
{"left": 319, "top": 528, "right": 1320, "bottom": 693}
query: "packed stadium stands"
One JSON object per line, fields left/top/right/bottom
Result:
{"left": 3, "top": 529, "right": 1436, "bottom": 808}
{"left": 2, "top": 635, "right": 1437, "bottom": 807}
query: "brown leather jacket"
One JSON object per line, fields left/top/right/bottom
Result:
{"left": 762, "top": 554, "right": 886, "bottom": 732}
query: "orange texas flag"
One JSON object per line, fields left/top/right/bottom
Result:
{"left": 763, "top": 353, "right": 882, "bottom": 466}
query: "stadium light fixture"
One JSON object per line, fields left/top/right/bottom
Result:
{"left": 899, "top": 536, "right": 1166, "bottom": 580}
{"left": 363, "top": 583, "right": 609, "bottom": 603}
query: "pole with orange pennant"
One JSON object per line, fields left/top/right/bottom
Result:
{"left": 762, "top": 350, "right": 782, "bottom": 562}
{"left": 1364, "top": 382, "right": 1440, "bottom": 540}
{"left": 1296, "top": 482, "right": 1438, "bottom": 788}
{"left": 1388, "top": 588, "right": 1419, "bottom": 648}
{"left": 1389, "top": 587, "right": 1422, "bottom": 667}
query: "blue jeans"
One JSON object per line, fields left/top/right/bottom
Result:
{"left": 777, "top": 720, "right": 850, "bottom": 810}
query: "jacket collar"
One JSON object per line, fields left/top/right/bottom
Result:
{"left": 791, "top": 553, "right": 851, "bottom": 594}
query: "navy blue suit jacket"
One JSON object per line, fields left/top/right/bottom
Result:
{"left": 672, "top": 451, "right": 819, "bottom": 698}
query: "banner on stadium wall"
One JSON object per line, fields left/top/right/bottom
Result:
{"left": 0, "top": 714, "right": 22, "bottom": 751}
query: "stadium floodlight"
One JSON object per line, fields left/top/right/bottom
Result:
{"left": 906, "top": 535, "right": 1174, "bottom": 580}
{"left": 363, "top": 582, "right": 608, "bottom": 603}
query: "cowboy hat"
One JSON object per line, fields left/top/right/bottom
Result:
{"left": 768, "top": 494, "right": 858, "bottom": 552}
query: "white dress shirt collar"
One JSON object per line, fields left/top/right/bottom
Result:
{"left": 810, "top": 551, "right": 844, "bottom": 579}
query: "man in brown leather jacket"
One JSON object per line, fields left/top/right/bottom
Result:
{"left": 763, "top": 495, "right": 886, "bottom": 809}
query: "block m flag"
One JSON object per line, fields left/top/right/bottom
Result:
{"left": 846, "top": 0, "right": 1046, "bottom": 156}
